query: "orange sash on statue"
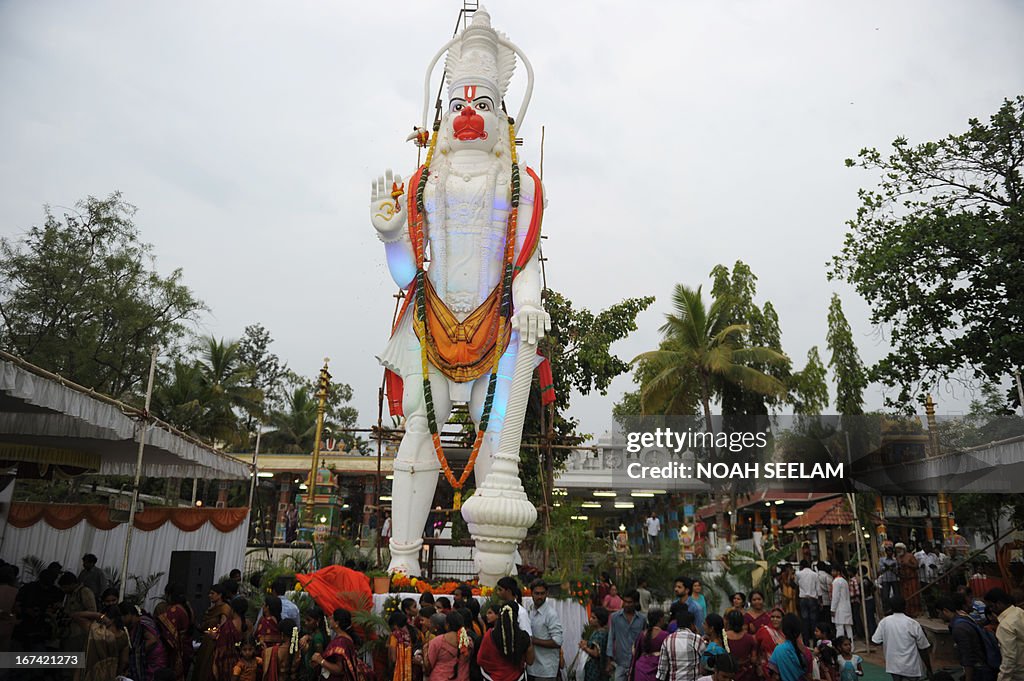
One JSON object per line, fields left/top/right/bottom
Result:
{"left": 418, "top": 277, "right": 512, "bottom": 383}
{"left": 383, "top": 165, "right": 547, "bottom": 416}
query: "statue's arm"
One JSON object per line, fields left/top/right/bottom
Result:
{"left": 371, "top": 169, "right": 417, "bottom": 289}
{"left": 511, "top": 172, "right": 550, "bottom": 345}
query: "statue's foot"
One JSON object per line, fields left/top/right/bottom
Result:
{"left": 387, "top": 541, "right": 423, "bottom": 577}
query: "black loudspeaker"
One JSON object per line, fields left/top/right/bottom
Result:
{"left": 168, "top": 551, "right": 217, "bottom": 621}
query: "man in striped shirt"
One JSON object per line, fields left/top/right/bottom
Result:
{"left": 657, "top": 610, "right": 705, "bottom": 681}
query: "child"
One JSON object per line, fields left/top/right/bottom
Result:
{"left": 232, "top": 636, "right": 262, "bottom": 681}
{"left": 389, "top": 611, "right": 415, "bottom": 681}
{"left": 698, "top": 653, "right": 737, "bottom": 681}
{"left": 812, "top": 624, "right": 837, "bottom": 681}
{"left": 835, "top": 637, "right": 863, "bottom": 681}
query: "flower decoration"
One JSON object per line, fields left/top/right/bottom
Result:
{"left": 383, "top": 595, "right": 403, "bottom": 621}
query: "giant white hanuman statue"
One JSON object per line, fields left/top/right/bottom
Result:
{"left": 369, "top": 8, "right": 547, "bottom": 585}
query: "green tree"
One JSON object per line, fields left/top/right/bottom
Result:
{"left": 194, "top": 336, "right": 261, "bottom": 447}
{"left": 237, "top": 323, "right": 289, "bottom": 427}
{"left": 0, "top": 193, "right": 205, "bottom": 399}
{"left": 789, "top": 347, "right": 829, "bottom": 416}
{"left": 634, "top": 284, "right": 788, "bottom": 434}
{"left": 826, "top": 294, "right": 867, "bottom": 416}
{"left": 829, "top": 96, "right": 1024, "bottom": 410}
{"left": 712, "top": 262, "right": 790, "bottom": 417}
{"left": 150, "top": 359, "right": 208, "bottom": 435}
{"left": 522, "top": 290, "right": 654, "bottom": 511}
{"left": 264, "top": 369, "right": 361, "bottom": 453}
{"left": 263, "top": 386, "right": 320, "bottom": 453}
{"left": 634, "top": 283, "right": 788, "bottom": 538}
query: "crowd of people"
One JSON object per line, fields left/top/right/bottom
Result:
{"left": 5, "top": 551, "right": 1024, "bottom": 681}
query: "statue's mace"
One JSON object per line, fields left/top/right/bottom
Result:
{"left": 460, "top": 333, "right": 540, "bottom": 586}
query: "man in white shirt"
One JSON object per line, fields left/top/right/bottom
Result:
{"left": 646, "top": 511, "right": 662, "bottom": 554}
{"left": 872, "top": 595, "right": 933, "bottom": 681}
{"left": 381, "top": 512, "right": 392, "bottom": 544}
{"left": 817, "top": 561, "right": 834, "bottom": 623}
{"left": 921, "top": 546, "right": 938, "bottom": 584}
{"left": 914, "top": 544, "right": 929, "bottom": 584}
{"left": 526, "top": 579, "right": 563, "bottom": 681}
{"left": 796, "top": 560, "right": 820, "bottom": 645}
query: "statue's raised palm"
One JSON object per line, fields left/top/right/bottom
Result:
{"left": 370, "top": 169, "right": 406, "bottom": 240}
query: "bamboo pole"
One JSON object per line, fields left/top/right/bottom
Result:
{"left": 119, "top": 347, "right": 158, "bottom": 601}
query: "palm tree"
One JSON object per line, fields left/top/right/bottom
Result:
{"left": 196, "top": 336, "right": 261, "bottom": 446}
{"left": 635, "top": 285, "right": 787, "bottom": 430}
{"left": 263, "top": 387, "right": 319, "bottom": 453}
{"left": 151, "top": 359, "right": 207, "bottom": 435}
{"left": 634, "top": 284, "right": 789, "bottom": 538}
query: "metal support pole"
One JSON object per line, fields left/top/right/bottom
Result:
{"left": 1015, "top": 370, "right": 1024, "bottom": 416}
{"left": 847, "top": 493, "right": 872, "bottom": 653}
{"left": 247, "top": 429, "right": 262, "bottom": 509}
{"left": 304, "top": 360, "right": 331, "bottom": 532}
{"left": 191, "top": 478, "right": 198, "bottom": 505}
{"left": 119, "top": 347, "right": 158, "bottom": 601}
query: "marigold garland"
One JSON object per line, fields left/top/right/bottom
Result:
{"left": 409, "top": 118, "right": 521, "bottom": 509}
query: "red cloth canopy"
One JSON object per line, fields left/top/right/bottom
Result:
{"left": 296, "top": 565, "right": 374, "bottom": 614}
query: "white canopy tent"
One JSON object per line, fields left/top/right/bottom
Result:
{"left": 0, "top": 352, "right": 250, "bottom": 479}
{"left": 0, "top": 352, "right": 252, "bottom": 594}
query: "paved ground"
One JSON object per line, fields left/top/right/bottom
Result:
{"left": 856, "top": 639, "right": 958, "bottom": 675}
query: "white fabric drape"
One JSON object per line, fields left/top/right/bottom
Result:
{"left": 0, "top": 519, "right": 247, "bottom": 608}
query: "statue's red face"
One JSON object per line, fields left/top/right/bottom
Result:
{"left": 448, "top": 84, "right": 500, "bottom": 151}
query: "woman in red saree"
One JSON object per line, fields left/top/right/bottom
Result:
{"left": 264, "top": 619, "right": 302, "bottom": 681}
{"left": 156, "top": 584, "right": 195, "bottom": 681}
{"left": 257, "top": 595, "right": 285, "bottom": 650}
{"left": 755, "top": 609, "right": 786, "bottom": 680}
{"left": 209, "top": 597, "right": 246, "bottom": 680}
{"left": 312, "top": 609, "right": 365, "bottom": 681}
{"left": 195, "top": 585, "right": 232, "bottom": 681}
{"left": 725, "top": 609, "right": 758, "bottom": 681}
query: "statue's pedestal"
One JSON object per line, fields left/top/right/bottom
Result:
{"left": 461, "top": 457, "right": 537, "bottom": 586}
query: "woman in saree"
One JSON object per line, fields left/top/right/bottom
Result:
{"left": 256, "top": 594, "right": 285, "bottom": 650}
{"left": 311, "top": 608, "right": 364, "bottom": 681}
{"left": 83, "top": 605, "right": 130, "bottom": 681}
{"left": 194, "top": 585, "right": 232, "bottom": 681}
{"left": 627, "top": 609, "right": 667, "bottom": 681}
{"left": 263, "top": 618, "right": 302, "bottom": 681}
{"left": 209, "top": 596, "right": 246, "bottom": 680}
{"left": 768, "top": 614, "right": 812, "bottom": 681}
{"left": 755, "top": 609, "right": 786, "bottom": 680}
{"left": 156, "top": 583, "right": 195, "bottom": 681}
{"left": 778, "top": 566, "right": 798, "bottom": 616}
{"left": 299, "top": 606, "right": 329, "bottom": 681}
{"left": 744, "top": 591, "right": 771, "bottom": 635}
{"left": 725, "top": 609, "right": 758, "bottom": 681}
{"left": 121, "top": 602, "right": 169, "bottom": 681}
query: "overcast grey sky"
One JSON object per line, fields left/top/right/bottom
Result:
{"left": 2, "top": 1, "right": 1022, "bottom": 440}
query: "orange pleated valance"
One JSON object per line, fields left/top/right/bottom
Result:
{"left": 8, "top": 502, "right": 249, "bottom": 532}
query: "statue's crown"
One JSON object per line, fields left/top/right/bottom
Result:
{"left": 444, "top": 7, "right": 516, "bottom": 101}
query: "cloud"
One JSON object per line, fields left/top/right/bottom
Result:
{"left": 1, "top": 0, "right": 1022, "bottom": 439}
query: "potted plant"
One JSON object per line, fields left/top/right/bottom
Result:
{"left": 366, "top": 570, "right": 391, "bottom": 595}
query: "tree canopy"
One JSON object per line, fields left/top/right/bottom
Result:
{"left": 0, "top": 193, "right": 205, "bottom": 399}
{"left": 830, "top": 95, "right": 1024, "bottom": 410}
